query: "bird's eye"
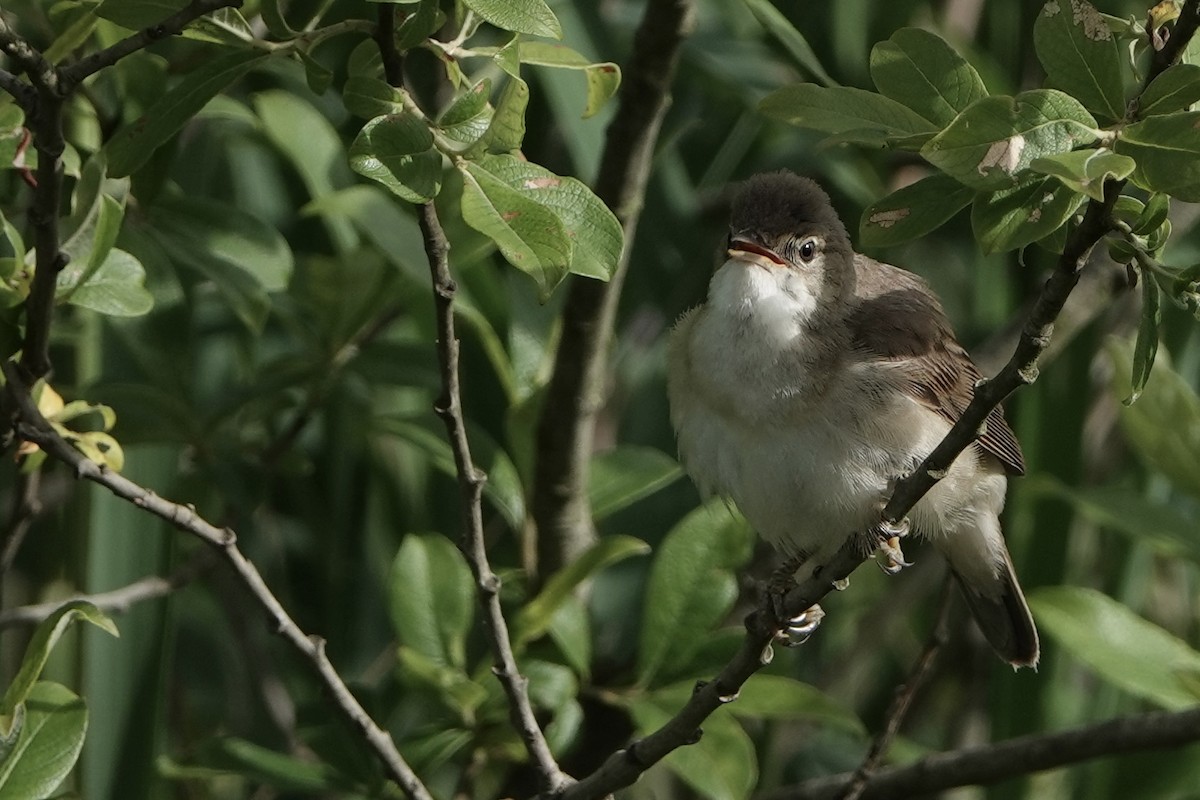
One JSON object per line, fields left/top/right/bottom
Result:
{"left": 798, "top": 239, "right": 817, "bottom": 262}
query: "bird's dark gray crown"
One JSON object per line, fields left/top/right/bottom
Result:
{"left": 730, "top": 170, "right": 849, "bottom": 244}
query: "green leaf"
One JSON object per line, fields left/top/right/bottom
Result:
{"left": 438, "top": 79, "right": 495, "bottom": 146}
{"left": 760, "top": 84, "right": 935, "bottom": 142}
{"left": 343, "top": 76, "right": 407, "bottom": 119}
{"left": 1028, "top": 478, "right": 1200, "bottom": 564}
{"left": 547, "top": 598, "right": 591, "bottom": 677}
{"left": 481, "top": 76, "right": 530, "bottom": 153}
{"left": 396, "top": 647, "right": 489, "bottom": 715}
{"left": 637, "top": 500, "right": 753, "bottom": 686}
{"left": 860, "top": 173, "right": 975, "bottom": 247}
{"left": 470, "top": 154, "right": 623, "bottom": 281}
{"left": 741, "top": 0, "right": 836, "bottom": 87}
{"left": 628, "top": 695, "right": 756, "bottom": 800}
{"left": 62, "top": 249, "right": 154, "bottom": 317}
{"left": 1138, "top": 63, "right": 1200, "bottom": 116}
{"left": 1134, "top": 193, "right": 1171, "bottom": 236}
{"left": 1116, "top": 111, "right": 1200, "bottom": 201}
{"left": 1108, "top": 340, "right": 1200, "bottom": 500}
{"left": 1, "top": 602, "right": 117, "bottom": 717}
{"left": 459, "top": 160, "right": 572, "bottom": 298}
{"left": 921, "top": 90, "right": 1099, "bottom": 189}
{"left": 589, "top": 446, "right": 683, "bottom": 519}
{"left": 651, "top": 676, "right": 864, "bottom": 734}
{"left": 462, "top": 0, "right": 561, "bottom": 38}
{"left": 106, "top": 49, "right": 268, "bottom": 177}
{"left": 1028, "top": 148, "right": 1135, "bottom": 200}
{"left": 203, "top": 737, "right": 351, "bottom": 792}
{"left": 0, "top": 682, "right": 88, "bottom": 799}
{"left": 1029, "top": 586, "right": 1200, "bottom": 709}
{"left": 971, "top": 176, "right": 1085, "bottom": 253}
{"left": 59, "top": 180, "right": 129, "bottom": 300}
{"left": 397, "top": 0, "right": 443, "bottom": 50}
{"left": 297, "top": 50, "right": 333, "bottom": 95}
{"left": 518, "top": 42, "right": 620, "bottom": 118}
{"left": 388, "top": 533, "right": 474, "bottom": 669}
{"left": 349, "top": 114, "right": 442, "bottom": 203}
{"left": 514, "top": 535, "right": 650, "bottom": 645}
{"left": 1127, "top": 266, "right": 1162, "bottom": 404}
{"left": 869, "top": 28, "right": 988, "bottom": 127}
{"left": 1033, "top": 0, "right": 1126, "bottom": 120}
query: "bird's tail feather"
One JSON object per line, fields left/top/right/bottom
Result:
{"left": 952, "top": 550, "right": 1039, "bottom": 668}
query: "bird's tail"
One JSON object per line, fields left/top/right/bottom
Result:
{"left": 952, "top": 549, "right": 1040, "bottom": 668}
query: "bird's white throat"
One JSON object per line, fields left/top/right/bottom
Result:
{"left": 705, "top": 259, "right": 819, "bottom": 347}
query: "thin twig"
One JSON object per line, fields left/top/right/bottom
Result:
{"left": 418, "top": 202, "right": 568, "bottom": 793}
{"left": 0, "top": 66, "right": 35, "bottom": 110}
{"left": 0, "top": 548, "right": 215, "bottom": 628}
{"left": 0, "top": 360, "right": 435, "bottom": 800}
{"left": 530, "top": 0, "right": 696, "bottom": 577}
{"left": 60, "top": 0, "right": 242, "bottom": 88}
{"left": 768, "top": 706, "right": 1200, "bottom": 800}
{"left": 0, "top": 17, "right": 58, "bottom": 92}
{"left": 839, "top": 582, "right": 952, "bottom": 800}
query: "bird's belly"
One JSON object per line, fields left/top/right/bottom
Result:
{"left": 676, "top": 403, "right": 900, "bottom": 557}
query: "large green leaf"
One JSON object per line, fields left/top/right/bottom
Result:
{"left": 628, "top": 695, "right": 756, "bottom": 800}
{"left": 518, "top": 41, "right": 620, "bottom": 118}
{"left": 1108, "top": 341, "right": 1200, "bottom": 500}
{"left": 1028, "top": 148, "right": 1135, "bottom": 200}
{"left": 471, "top": 154, "right": 623, "bottom": 281}
{"left": 349, "top": 113, "right": 442, "bottom": 203}
{"left": 1029, "top": 586, "right": 1200, "bottom": 709}
{"left": 860, "top": 172, "right": 975, "bottom": 247}
{"left": 62, "top": 249, "right": 154, "bottom": 316}
{"left": 650, "top": 676, "right": 865, "bottom": 734}
{"left": 462, "top": 0, "right": 561, "bottom": 38}
{"left": 1128, "top": 265, "right": 1162, "bottom": 405}
{"left": 588, "top": 446, "right": 683, "bottom": 520}
{"left": 921, "top": 90, "right": 1098, "bottom": 189}
{"left": 106, "top": 49, "right": 268, "bottom": 177}
{"left": 1033, "top": 0, "right": 1126, "bottom": 120}
{"left": 1116, "top": 112, "right": 1200, "bottom": 201}
{"left": 0, "top": 682, "right": 88, "bottom": 799}
{"left": 459, "top": 159, "right": 572, "bottom": 298}
{"left": 514, "top": 535, "right": 650, "bottom": 645}
{"left": 741, "top": 0, "right": 836, "bottom": 87}
{"left": 481, "top": 76, "right": 530, "bottom": 153}
{"left": 869, "top": 28, "right": 988, "bottom": 127}
{"left": 388, "top": 533, "right": 475, "bottom": 669}
{"left": 760, "top": 84, "right": 935, "bottom": 141}
{"left": 1, "top": 601, "right": 117, "bottom": 719}
{"left": 971, "top": 175, "right": 1085, "bottom": 253}
{"left": 637, "top": 501, "right": 753, "bottom": 686}
{"left": 343, "top": 76, "right": 408, "bottom": 119}
{"left": 1138, "top": 63, "right": 1200, "bottom": 117}
{"left": 437, "top": 79, "right": 495, "bottom": 147}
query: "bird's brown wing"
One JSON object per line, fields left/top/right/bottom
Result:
{"left": 848, "top": 259, "right": 1026, "bottom": 476}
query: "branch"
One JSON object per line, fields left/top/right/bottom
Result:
{"left": 0, "top": 67, "right": 35, "bottom": 110}
{"left": 770, "top": 706, "right": 1200, "bottom": 800}
{"left": 61, "top": 0, "right": 242, "bottom": 88}
{"left": 0, "top": 549, "right": 215, "bottom": 629}
{"left": 419, "top": 202, "right": 568, "bottom": 793}
{"left": 530, "top": 0, "right": 696, "bottom": 577}
{"left": 0, "top": 17, "right": 58, "bottom": 92}
{"left": 839, "top": 583, "right": 951, "bottom": 800}
{"left": 0, "top": 361, "right": 435, "bottom": 800}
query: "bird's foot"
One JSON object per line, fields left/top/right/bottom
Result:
{"left": 775, "top": 603, "right": 826, "bottom": 647}
{"left": 872, "top": 517, "right": 912, "bottom": 575}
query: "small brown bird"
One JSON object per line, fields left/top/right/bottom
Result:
{"left": 667, "top": 170, "right": 1039, "bottom": 667}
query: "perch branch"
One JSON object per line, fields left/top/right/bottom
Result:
{"left": 771, "top": 706, "right": 1200, "bottom": 800}
{"left": 0, "top": 361, "right": 435, "bottom": 800}
{"left": 530, "top": 0, "right": 695, "bottom": 577}
{"left": 419, "top": 202, "right": 568, "bottom": 793}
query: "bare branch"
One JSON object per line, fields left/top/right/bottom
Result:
{"left": 0, "top": 17, "right": 58, "bottom": 92}
{"left": 0, "top": 549, "right": 215, "bottom": 629}
{"left": 839, "top": 583, "right": 951, "bottom": 800}
{"left": 0, "top": 360, "right": 435, "bottom": 800}
{"left": 60, "top": 0, "right": 243, "bottom": 88}
{"left": 419, "top": 201, "right": 568, "bottom": 793}
{"left": 0, "top": 67, "right": 35, "bottom": 110}
{"left": 770, "top": 706, "right": 1200, "bottom": 800}
{"left": 530, "top": 0, "right": 696, "bottom": 577}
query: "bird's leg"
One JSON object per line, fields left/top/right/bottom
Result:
{"left": 766, "top": 552, "right": 825, "bottom": 647}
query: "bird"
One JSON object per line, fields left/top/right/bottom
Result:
{"left": 666, "top": 170, "right": 1039, "bottom": 667}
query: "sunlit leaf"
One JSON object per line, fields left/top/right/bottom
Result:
{"left": 1028, "top": 148, "right": 1135, "bottom": 201}
{"left": 1033, "top": 0, "right": 1126, "bottom": 120}
{"left": 388, "top": 533, "right": 474, "bottom": 669}
{"left": 971, "top": 175, "right": 1085, "bottom": 253}
{"left": 1138, "top": 63, "right": 1200, "bottom": 116}
{"left": 462, "top": 0, "right": 561, "bottom": 38}
{"left": 518, "top": 41, "right": 620, "bottom": 118}
{"left": 761, "top": 84, "right": 935, "bottom": 141}
{"left": 0, "top": 682, "right": 88, "bottom": 799}
{"left": 860, "top": 173, "right": 974, "bottom": 247}
{"left": 349, "top": 113, "right": 442, "bottom": 203}
{"left": 870, "top": 28, "right": 987, "bottom": 126}
{"left": 1116, "top": 111, "right": 1200, "bottom": 201}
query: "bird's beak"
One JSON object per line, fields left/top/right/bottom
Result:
{"left": 727, "top": 238, "right": 786, "bottom": 269}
